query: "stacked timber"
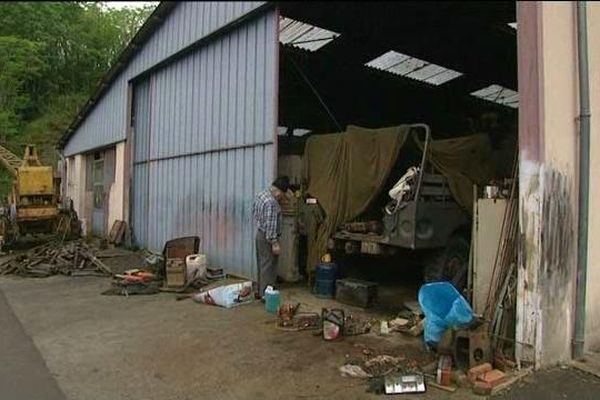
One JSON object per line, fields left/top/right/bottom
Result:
{"left": 0, "top": 239, "right": 112, "bottom": 278}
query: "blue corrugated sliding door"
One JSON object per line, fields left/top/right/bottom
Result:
{"left": 131, "top": 9, "right": 278, "bottom": 279}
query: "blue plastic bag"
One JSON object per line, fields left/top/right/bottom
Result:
{"left": 418, "top": 282, "right": 474, "bottom": 346}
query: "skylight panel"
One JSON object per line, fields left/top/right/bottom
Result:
{"left": 471, "top": 84, "right": 519, "bottom": 108}
{"left": 365, "top": 50, "right": 463, "bottom": 86}
{"left": 279, "top": 17, "right": 340, "bottom": 52}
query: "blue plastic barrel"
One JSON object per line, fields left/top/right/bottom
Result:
{"left": 314, "top": 262, "right": 337, "bottom": 299}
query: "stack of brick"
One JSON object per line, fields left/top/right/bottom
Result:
{"left": 467, "top": 363, "right": 507, "bottom": 396}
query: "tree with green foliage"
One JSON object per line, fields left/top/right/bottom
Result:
{"left": 0, "top": 1, "right": 155, "bottom": 196}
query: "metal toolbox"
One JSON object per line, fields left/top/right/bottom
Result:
{"left": 335, "top": 278, "right": 378, "bottom": 308}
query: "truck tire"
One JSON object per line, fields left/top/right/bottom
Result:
{"left": 424, "top": 233, "right": 470, "bottom": 291}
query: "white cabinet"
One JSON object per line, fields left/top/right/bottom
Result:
{"left": 472, "top": 198, "right": 508, "bottom": 314}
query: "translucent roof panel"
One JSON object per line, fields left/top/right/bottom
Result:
{"left": 279, "top": 17, "right": 340, "bottom": 52}
{"left": 471, "top": 84, "right": 519, "bottom": 108}
{"left": 365, "top": 50, "right": 463, "bottom": 86}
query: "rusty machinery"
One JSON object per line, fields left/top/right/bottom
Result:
{"left": 0, "top": 144, "right": 80, "bottom": 248}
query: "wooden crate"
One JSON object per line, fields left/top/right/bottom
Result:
{"left": 166, "top": 258, "right": 186, "bottom": 288}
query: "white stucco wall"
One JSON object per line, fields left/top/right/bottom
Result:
{"left": 517, "top": 1, "right": 600, "bottom": 366}
{"left": 107, "top": 141, "right": 126, "bottom": 232}
{"left": 66, "top": 154, "right": 87, "bottom": 234}
{"left": 538, "top": 1, "right": 579, "bottom": 365}
{"left": 65, "top": 141, "right": 126, "bottom": 238}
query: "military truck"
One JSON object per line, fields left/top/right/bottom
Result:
{"left": 329, "top": 124, "right": 472, "bottom": 289}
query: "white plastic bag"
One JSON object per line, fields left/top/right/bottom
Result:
{"left": 192, "top": 281, "right": 253, "bottom": 308}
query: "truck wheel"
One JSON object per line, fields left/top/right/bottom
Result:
{"left": 423, "top": 234, "right": 470, "bottom": 291}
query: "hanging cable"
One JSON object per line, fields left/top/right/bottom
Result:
{"left": 284, "top": 49, "right": 343, "bottom": 132}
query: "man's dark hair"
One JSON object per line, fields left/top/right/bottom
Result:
{"left": 272, "top": 176, "right": 290, "bottom": 192}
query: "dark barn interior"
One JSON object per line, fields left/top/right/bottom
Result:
{"left": 278, "top": 1, "right": 517, "bottom": 140}
{"left": 275, "top": 2, "right": 519, "bottom": 289}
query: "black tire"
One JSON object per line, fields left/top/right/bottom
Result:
{"left": 424, "top": 233, "right": 470, "bottom": 292}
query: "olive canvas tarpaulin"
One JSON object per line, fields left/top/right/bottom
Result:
{"left": 302, "top": 125, "right": 495, "bottom": 274}
{"left": 303, "top": 125, "right": 411, "bottom": 274}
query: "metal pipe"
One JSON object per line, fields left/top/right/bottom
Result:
{"left": 411, "top": 123, "right": 431, "bottom": 249}
{"left": 573, "top": 1, "right": 591, "bottom": 361}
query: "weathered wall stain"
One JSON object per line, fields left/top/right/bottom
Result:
{"left": 540, "top": 169, "right": 574, "bottom": 287}
{"left": 517, "top": 161, "right": 577, "bottom": 367}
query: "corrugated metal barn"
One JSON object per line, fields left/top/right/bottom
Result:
{"left": 60, "top": 2, "right": 278, "bottom": 279}
{"left": 59, "top": 1, "right": 518, "bottom": 280}
{"left": 54, "top": 0, "right": 600, "bottom": 371}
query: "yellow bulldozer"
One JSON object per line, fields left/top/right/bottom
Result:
{"left": 0, "top": 144, "right": 80, "bottom": 248}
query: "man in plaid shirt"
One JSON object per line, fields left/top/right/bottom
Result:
{"left": 253, "top": 176, "right": 290, "bottom": 298}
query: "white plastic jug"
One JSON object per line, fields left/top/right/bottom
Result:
{"left": 186, "top": 254, "right": 207, "bottom": 281}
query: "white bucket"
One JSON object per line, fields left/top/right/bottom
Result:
{"left": 186, "top": 254, "right": 208, "bottom": 281}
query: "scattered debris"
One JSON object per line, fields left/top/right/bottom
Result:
{"left": 322, "top": 308, "right": 344, "bottom": 341}
{"left": 278, "top": 303, "right": 301, "bottom": 322}
{"left": 277, "top": 312, "right": 321, "bottom": 331}
{"left": 451, "top": 369, "right": 469, "bottom": 388}
{"left": 403, "top": 300, "right": 423, "bottom": 317}
{"left": 102, "top": 281, "right": 161, "bottom": 296}
{"left": 436, "top": 355, "right": 452, "bottom": 386}
{"left": 192, "top": 280, "right": 253, "bottom": 308}
{"left": 205, "top": 266, "right": 225, "bottom": 280}
{"left": 384, "top": 373, "right": 426, "bottom": 394}
{"left": 379, "top": 320, "right": 390, "bottom": 336}
{"left": 364, "top": 355, "right": 406, "bottom": 376}
{"left": 343, "top": 314, "right": 372, "bottom": 336}
{"left": 340, "top": 364, "right": 372, "bottom": 378}
{"left": 0, "top": 239, "right": 112, "bottom": 278}
{"left": 407, "top": 318, "right": 425, "bottom": 336}
{"left": 489, "top": 368, "right": 532, "bottom": 396}
{"left": 473, "top": 380, "right": 492, "bottom": 396}
{"left": 388, "top": 317, "right": 410, "bottom": 332}
{"left": 102, "top": 269, "right": 160, "bottom": 296}
{"left": 427, "top": 380, "right": 456, "bottom": 393}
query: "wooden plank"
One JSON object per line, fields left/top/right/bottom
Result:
{"left": 108, "top": 221, "right": 121, "bottom": 243}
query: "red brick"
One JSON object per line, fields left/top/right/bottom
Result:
{"left": 472, "top": 381, "right": 492, "bottom": 396}
{"left": 478, "top": 369, "right": 506, "bottom": 387}
{"left": 467, "top": 363, "right": 493, "bottom": 384}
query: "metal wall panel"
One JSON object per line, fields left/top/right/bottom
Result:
{"left": 131, "top": 11, "right": 277, "bottom": 279}
{"left": 64, "top": 1, "right": 267, "bottom": 157}
{"left": 131, "top": 78, "right": 151, "bottom": 245}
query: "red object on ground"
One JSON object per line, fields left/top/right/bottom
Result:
{"left": 468, "top": 362, "right": 493, "bottom": 384}
{"left": 473, "top": 380, "right": 492, "bottom": 395}
{"left": 478, "top": 369, "right": 506, "bottom": 387}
